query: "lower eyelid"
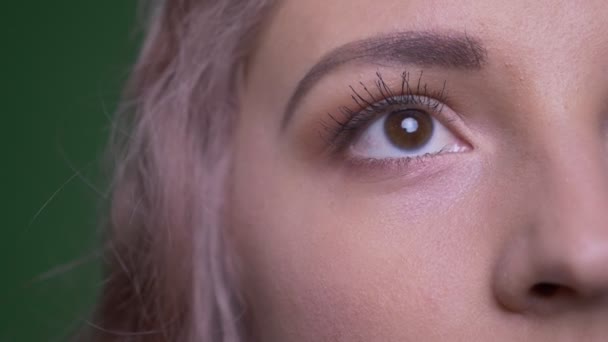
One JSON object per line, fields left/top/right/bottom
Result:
{"left": 339, "top": 149, "right": 472, "bottom": 184}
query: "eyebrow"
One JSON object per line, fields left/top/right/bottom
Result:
{"left": 281, "top": 31, "right": 487, "bottom": 129}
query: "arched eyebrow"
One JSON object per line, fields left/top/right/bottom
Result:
{"left": 281, "top": 31, "right": 487, "bottom": 129}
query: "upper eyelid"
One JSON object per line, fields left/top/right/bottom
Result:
{"left": 356, "top": 96, "right": 444, "bottom": 123}
{"left": 335, "top": 71, "right": 452, "bottom": 127}
{"left": 350, "top": 71, "right": 449, "bottom": 113}
{"left": 281, "top": 30, "right": 488, "bottom": 131}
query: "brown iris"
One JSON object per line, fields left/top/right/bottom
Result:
{"left": 383, "top": 109, "right": 434, "bottom": 151}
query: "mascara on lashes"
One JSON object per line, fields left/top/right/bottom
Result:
{"left": 319, "top": 71, "right": 450, "bottom": 154}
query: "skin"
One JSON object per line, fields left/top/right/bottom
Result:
{"left": 228, "top": 1, "right": 608, "bottom": 340}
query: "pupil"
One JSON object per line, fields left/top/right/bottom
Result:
{"left": 384, "top": 110, "right": 434, "bottom": 150}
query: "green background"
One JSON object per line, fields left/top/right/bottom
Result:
{"left": 2, "top": 2, "right": 137, "bottom": 341}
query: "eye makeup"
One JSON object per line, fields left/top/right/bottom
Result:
{"left": 318, "top": 71, "right": 471, "bottom": 167}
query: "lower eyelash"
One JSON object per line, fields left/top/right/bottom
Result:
{"left": 342, "top": 151, "right": 453, "bottom": 178}
{"left": 319, "top": 70, "right": 450, "bottom": 154}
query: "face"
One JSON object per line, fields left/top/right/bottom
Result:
{"left": 228, "top": 1, "right": 608, "bottom": 340}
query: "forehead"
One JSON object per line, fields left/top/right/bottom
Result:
{"left": 248, "top": 0, "right": 607, "bottom": 86}
{"left": 260, "top": 0, "right": 604, "bottom": 50}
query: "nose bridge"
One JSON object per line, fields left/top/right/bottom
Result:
{"left": 536, "top": 117, "right": 608, "bottom": 235}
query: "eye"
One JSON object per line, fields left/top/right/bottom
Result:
{"left": 349, "top": 104, "right": 468, "bottom": 159}
{"left": 321, "top": 71, "right": 471, "bottom": 163}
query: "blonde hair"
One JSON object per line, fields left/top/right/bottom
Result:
{"left": 86, "top": 1, "right": 274, "bottom": 341}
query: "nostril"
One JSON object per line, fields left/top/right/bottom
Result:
{"left": 531, "top": 283, "right": 560, "bottom": 298}
{"left": 530, "top": 282, "right": 575, "bottom": 299}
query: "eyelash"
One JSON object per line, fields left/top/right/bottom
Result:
{"left": 320, "top": 71, "right": 452, "bottom": 155}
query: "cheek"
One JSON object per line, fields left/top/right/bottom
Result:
{"left": 229, "top": 149, "right": 507, "bottom": 341}
{"left": 229, "top": 100, "right": 515, "bottom": 340}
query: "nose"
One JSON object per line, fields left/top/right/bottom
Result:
{"left": 493, "top": 141, "right": 608, "bottom": 315}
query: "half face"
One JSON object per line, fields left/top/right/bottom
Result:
{"left": 229, "top": 1, "right": 608, "bottom": 341}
